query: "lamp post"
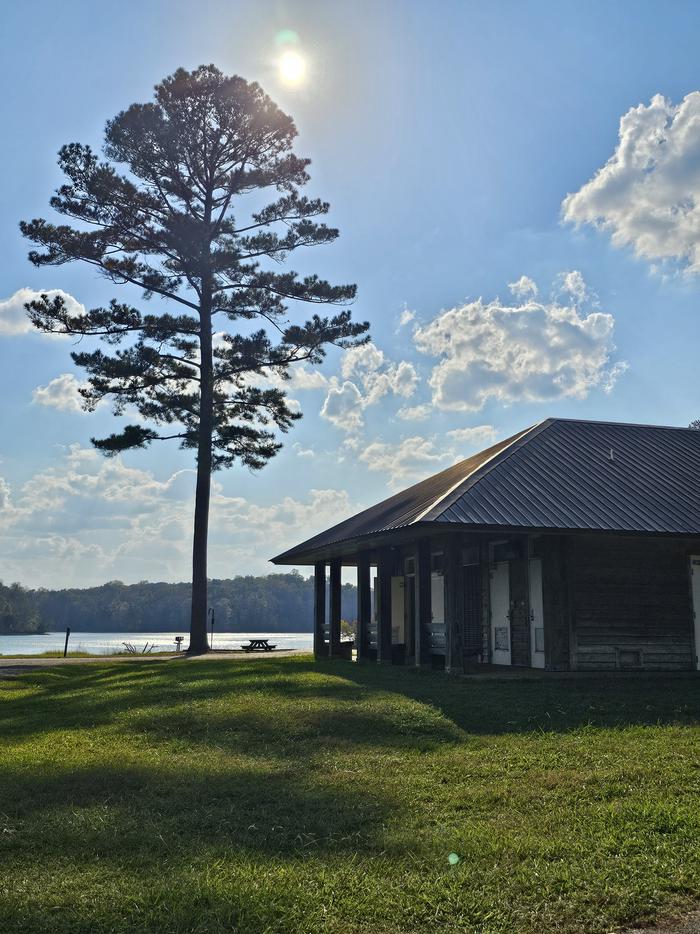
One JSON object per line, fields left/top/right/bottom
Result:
{"left": 208, "top": 607, "right": 215, "bottom": 650}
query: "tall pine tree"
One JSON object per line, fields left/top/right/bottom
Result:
{"left": 21, "top": 65, "right": 367, "bottom": 653}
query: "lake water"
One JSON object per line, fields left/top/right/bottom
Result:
{"left": 0, "top": 631, "right": 314, "bottom": 656}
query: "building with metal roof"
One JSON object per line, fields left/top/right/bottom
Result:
{"left": 272, "top": 418, "right": 700, "bottom": 672}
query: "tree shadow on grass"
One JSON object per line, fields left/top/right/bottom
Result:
{"left": 0, "top": 754, "right": 397, "bottom": 934}
{"left": 2, "top": 657, "right": 700, "bottom": 753}
{"left": 0, "top": 657, "right": 465, "bottom": 755}
{"left": 0, "top": 759, "right": 389, "bottom": 861}
{"left": 2, "top": 658, "right": 700, "bottom": 934}
{"left": 0, "top": 872, "right": 329, "bottom": 934}
{"left": 328, "top": 660, "right": 700, "bottom": 735}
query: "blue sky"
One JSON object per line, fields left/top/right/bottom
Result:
{"left": 2, "top": 0, "right": 700, "bottom": 587}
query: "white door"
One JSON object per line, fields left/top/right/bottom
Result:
{"left": 490, "top": 561, "right": 511, "bottom": 665}
{"left": 529, "top": 557, "right": 545, "bottom": 669}
{"left": 431, "top": 572, "right": 445, "bottom": 626}
{"left": 691, "top": 557, "right": 700, "bottom": 671}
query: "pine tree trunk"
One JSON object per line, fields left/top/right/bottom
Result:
{"left": 188, "top": 290, "right": 214, "bottom": 655}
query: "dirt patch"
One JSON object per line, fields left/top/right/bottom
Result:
{"left": 624, "top": 909, "right": 700, "bottom": 933}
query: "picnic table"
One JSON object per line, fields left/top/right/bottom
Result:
{"left": 241, "top": 638, "right": 276, "bottom": 653}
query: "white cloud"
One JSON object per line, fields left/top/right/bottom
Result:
{"left": 292, "top": 442, "right": 315, "bottom": 458}
{"left": 0, "top": 287, "right": 85, "bottom": 336}
{"left": 359, "top": 436, "right": 453, "bottom": 487}
{"left": 210, "top": 487, "right": 353, "bottom": 549}
{"left": 562, "top": 91, "right": 700, "bottom": 274}
{"left": 555, "top": 270, "right": 589, "bottom": 304}
{"left": 321, "top": 342, "right": 419, "bottom": 432}
{"left": 445, "top": 425, "right": 497, "bottom": 447}
{"left": 396, "top": 403, "right": 433, "bottom": 422}
{"left": 0, "top": 444, "right": 356, "bottom": 588}
{"left": 413, "top": 272, "right": 626, "bottom": 412}
{"left": 288, "top": 367, "right": 329, "bottom": 391}
{"left": 359, "top": 424, "right": 500, "bottom": 488}
{"left": 600, "top": 360, "right": 630, "bottom": 394}
{"left": 32, "top": 373, "right": 90, "bottom": 413}
{"left": 320, "top": 380, "right": 364, "bottom": 431}
{"left": 341, "top": 342, "right": 385, "bottom": 379}
{"left": 397, "top": 307, "right": 416, "bottom": 328}
{"left": 0, "top": 476, "right": 12, "bottom": 512}
{"left": 508, "top": 275, "right": 538, "bottom": 299}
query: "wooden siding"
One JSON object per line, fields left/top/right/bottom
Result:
{"left": 479, "top": 541, "right": 490, "bottom": 663}
{"left": 461, "top": 563, "right": 482, "bottom": 664}
{"left": 570, "top": 535, "right": 695, "bottom": 671}
{"left": 445, "top": 541, "right": 464, "bottom": 673}
{"left": 509, "top": 544, "right": 530, "bottom": 667}
{"left": 538, "top": 535, "right": 572, "bottom": 670}
{"left": 414, "top": 540, "right": 431, "bottom": 666}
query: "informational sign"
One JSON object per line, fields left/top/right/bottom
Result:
{"left": 494, "top": 626, "right": 509, "bottom": 652}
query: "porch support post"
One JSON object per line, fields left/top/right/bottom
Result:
{"left": 414, "top": 539, "right": 431, "bottom": 667}
{"left": 376, "top": 548, "right": 393, "bottom": 665}
{"left": 356, "top": 552, "right": 372, "bottom": 663}
{"left": 445, "top": 539, "right": 464, "bottom": 674}
{"left": 313, "top": 561, "right": 326, "bottom": 659}
{"left": 329, "top": 558, "right": 342, "bottom": 657}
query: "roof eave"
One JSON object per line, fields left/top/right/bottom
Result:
{"left": 271, "top": 520, "right": 700, "bottom": 564}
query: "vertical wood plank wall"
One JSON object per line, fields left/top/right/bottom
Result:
{"left": 570, "top": 534, "right": 695, "bottom": 670}
{"left": 376, "top": 548, "right": 394, "bottom": 664}
{"left": 509, "top": 542, "right": 530, "bottom": 667}
{"left": 445, "top": 540, "right": 464, "bottom": 673}
{"left": 479, "top": 540, "right": 491, "bottom": 664}
{"left": 539, "top": 535, "right": 572, "bottom": 670}
{"left": 311, "top": 531, "right": 699, "bottom": 672}
{"left": 414, "top": 540, "right": 431, "bottom": 667}
{"left": 461, "top": 562, "right": 482, "bottom": 668}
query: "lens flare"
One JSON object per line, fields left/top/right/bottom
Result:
{"left": 278, "top": 50, "right": 306, "bottom": 85}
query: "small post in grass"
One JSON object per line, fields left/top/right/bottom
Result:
{"left": 208, "top": 607, "right": 215, "bottom": 650}
{"left": 63, "top": 627, "right": 71, "bottom": 658}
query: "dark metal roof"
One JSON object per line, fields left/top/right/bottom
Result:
{"left": 272, "top": 418, "right": 700, "bottom": 564}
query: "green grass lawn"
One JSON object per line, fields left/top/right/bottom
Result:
{"left": 0, "top": 650, "right": 177, "bottom": 659}
{"left": 1, "top": 657, "right": 699, "bottom": 933}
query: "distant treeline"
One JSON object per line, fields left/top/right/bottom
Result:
{"left": 0, "top": 572, "right": 358, "bottom": 635}
{"left": 0, "top": 582, "right": 44, "bottom": 634}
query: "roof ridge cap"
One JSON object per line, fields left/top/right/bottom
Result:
{"left": 414, "top": 418, "right": 553, "bottom": 523}
{"left": 547, "top": 416, "right": 698, "bottom": 432}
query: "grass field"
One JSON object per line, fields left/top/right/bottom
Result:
{"left": 1, "top": 656, "right": 699, "bottom": 933}
{"left": 0, "top": 650, "right": 177, "bottom": 659}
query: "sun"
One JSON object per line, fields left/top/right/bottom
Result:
{"left": 278, "top": 49, "right": 306, "bottom": 86}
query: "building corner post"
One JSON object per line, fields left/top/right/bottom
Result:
{"left": 313, "top": 561, "right": 327, "bottom": 659}
{"left": 414, "top": 539, "right": 431, "bottom": 667}
{"left": 376, "top": 548, "right": 393, "bottom": 664}
{"left": 329, "top": 558, "right": 342, "bottom": 658}
{"left": 445, "top": 539, "right": 464, "bottom": 675}
{"left": 357, "top": 553, "right": 371, "bottom": 663}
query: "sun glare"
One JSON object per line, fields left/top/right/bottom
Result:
{"left": 278, "top": 49, "right": 306, "bottom": 86}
